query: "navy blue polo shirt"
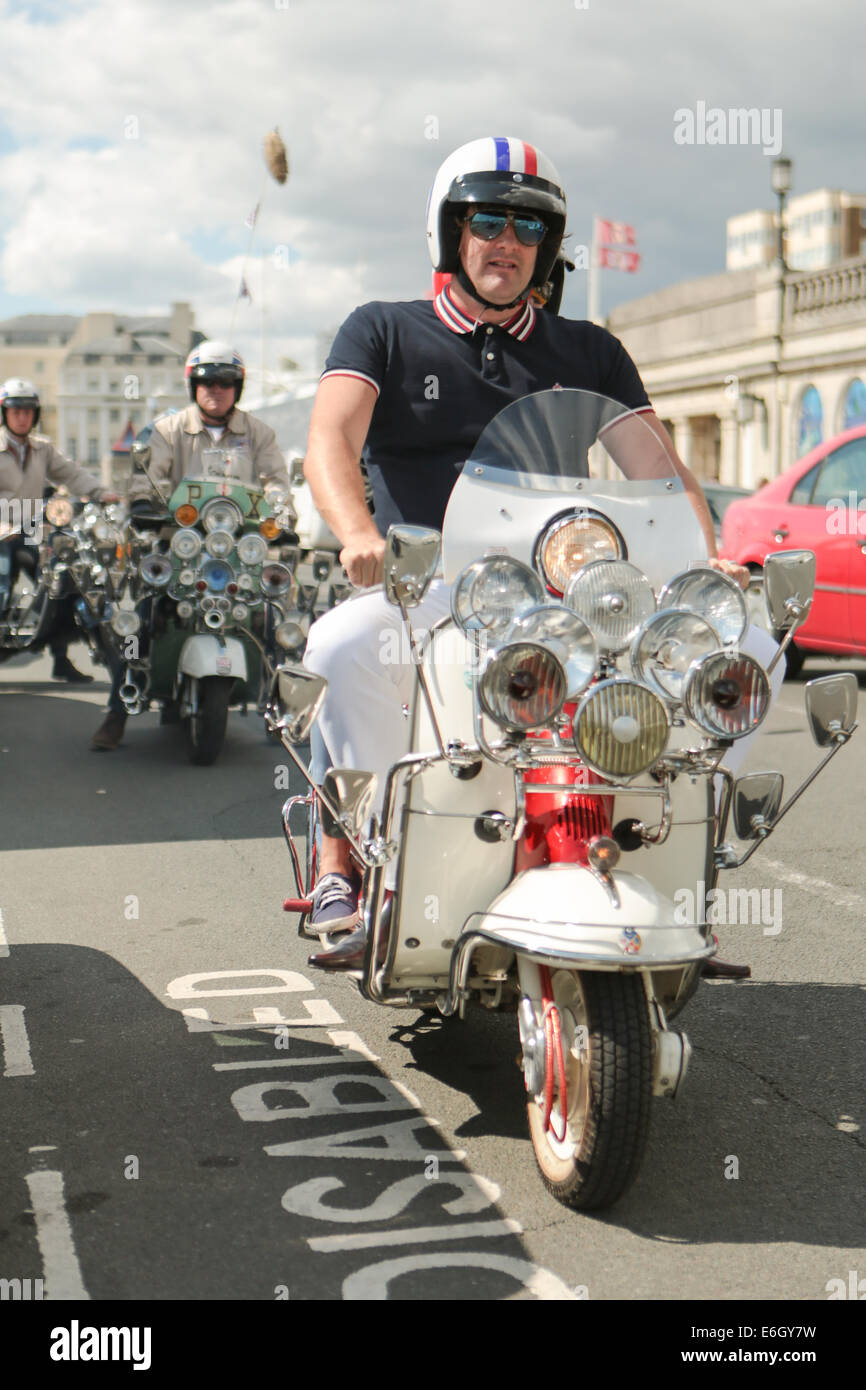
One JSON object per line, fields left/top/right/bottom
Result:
{"left": 322, "top": 283, "right": 652, "bottom": 535}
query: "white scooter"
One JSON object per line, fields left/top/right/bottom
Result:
{"left": 271, "top": 389, "right": 857, "bottom": 1210}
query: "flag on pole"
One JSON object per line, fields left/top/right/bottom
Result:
{"left": 598, "top": 246, "right": 641, "bottom": 272}
{"left": 238, "top": 278, "right": 253, "bottom": 303}
{"left": 244, "top": 203, "right": 260, "bottom": 230}
{"left": 595, "top": 218, "right": 637, "bottom": 246}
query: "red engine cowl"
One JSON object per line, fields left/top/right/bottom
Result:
{"left": 516, "top": 762, "right": 613, "bottom": 870}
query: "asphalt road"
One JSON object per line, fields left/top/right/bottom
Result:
{"left": 0, "top": 642, "right": 864, "bottom": 1307}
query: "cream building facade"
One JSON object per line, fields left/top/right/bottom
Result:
{"left": 607, "top": 256, "right": 866, "bottom": 489}
{"left": 0, "top": 314, "right": 80, "bottom": 439}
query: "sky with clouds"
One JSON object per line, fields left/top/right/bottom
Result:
{"left": 0, "top": 0, "right": 861, "bottom": 388}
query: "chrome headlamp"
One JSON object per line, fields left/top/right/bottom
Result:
{"left": 505, "top": 603, "right": 598, "bottom": 700}
{"left": 110, "top": 609, "right": 141, "bottom": 637}
{"left": 201, "top": 498, "right": 242, "bottom": 535}
{"left": 237, "top": 532, "right": 268, "bottom": 567}
{"left": 171, "top": 528, "right": 202, "bottom": 561}
{"left": 631, "top": 608, "right": 720, "bottom": 704}
{"left": 573, "top": 677, "right": 669, "bottom": 778}
{"left": 205, "top": 529, "right": 235, "bottom": 559}
{"left": 565, "top": 559, "right": 656, "bottom": 654}
{"left": 683, "top": 651, "right": 770, "bottom": 739}
{"left": 534, "top": 509, "right": 624, "bottom": 596}
{"left": 260, "top": 562, "right": 294, "bottom": 597}
{"left": 139, "top": 554, "right": 173, "bottom": 588}
{"left": 451, "top": 556, "right": 544, "bottom": 638}
{"left": 479, "top": 640, "right": 567, "bottom": 732}
{"left": 658, "top": 567, "right": 748, "bottom": 646}
{"left": 44, "top": 496, "right": 74, "bottom": 527}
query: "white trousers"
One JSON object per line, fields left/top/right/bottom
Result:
{"left": 304, "top": 579, "right": 453, "bottom": 810}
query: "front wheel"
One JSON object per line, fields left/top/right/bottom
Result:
{"left": 526, "top": 969, "right": 652, "bottom": 1210}
{"left": 183, "top": 676, "right": 232, "bottom": 766}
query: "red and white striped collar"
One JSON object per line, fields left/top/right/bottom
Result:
{"left": 433, "top": 283, "right": 536, "bottom": 341}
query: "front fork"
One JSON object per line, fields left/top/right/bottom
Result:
{"left": 516, "top": 957, "right": 691, "bottom": 1103}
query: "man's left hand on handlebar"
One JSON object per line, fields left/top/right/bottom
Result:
{"left": 707, "top": 556, "right": 750, "bottom": 591}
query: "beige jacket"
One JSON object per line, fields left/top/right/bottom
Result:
{"left": 0, "top": 427, "right": 105, "bottom": 507}
{"left": 130, "top": 404, "right": 289, "bottom": 501}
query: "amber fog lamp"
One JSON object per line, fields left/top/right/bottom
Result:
{"left": 534, "top": 510, "right": 624, "bottom": 596}
{"left": 175, "top": 503, "right": 198, "bottom": 527}
{"left": 260, "top": 517, "right": 281, "bottom": 541}
{"left": 587, "top": 835, "right": 621, "bottom": 873}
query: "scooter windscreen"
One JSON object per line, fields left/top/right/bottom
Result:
{"left": 441, "top": 389, "right": 707, "bottom": 593}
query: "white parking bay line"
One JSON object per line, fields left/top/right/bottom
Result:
{"left": 763, "top": 859, "right": 864, "bottom": 915}
{"left": 0, "top": 906, "right": 9, "bottom": 957}
{"left": 0, "top": 1004, "right": 34, "bottom": 1076}
{"left": 25, "top": 1170, "right": 90, "bottom": 1300}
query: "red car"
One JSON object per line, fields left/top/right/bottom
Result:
{"left": 720, "top": 423, "right": 866, "bottom": 675}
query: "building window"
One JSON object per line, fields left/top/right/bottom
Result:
{"left": 34, "top": 360, "right": 44, "bottom": 372}
{"left": 84, "top": 354, "right": 100, "bottom": 364}
{"left": 116, "top": 355, "right": 133, "bottom": 364}
{"left": 88, "top": 380, "right": 99, "bottom": 391}
{"left": 67, "top": 439, "right": 77, "bottom": 461}
{"left": 88, "top": 439, "right": 99, "bottom": 463}
{"left": 796, "top": 386, "right": 823, "bottom": 458}
{"left": 842, "top": 379, "right": 866, "bottom": 431}
{"left": 110, "top": 409, "right": 120, "bottom": 422}
{"left": 147, "top": 355, "right": 164, "bottom": 364}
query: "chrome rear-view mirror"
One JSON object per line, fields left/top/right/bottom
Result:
{"left": 130, "top": 441, "right": 151, "bottom": 472}
{"left": 320, "top": 768, "right": 378, "bottom": 840}
{"left": 732, "top": 771, "right": 784, "bottom": 840}
{"left": 805, "top": 673, "right": 858, "bottom": 746}
{"left": 764, "top": 550, "right": 815, "bottom": 632}
{"left": 383, "top": 525, "right": 441, "bottom": 608}
{"left": 275, "top": 664, "right": 327, "bottom": 744}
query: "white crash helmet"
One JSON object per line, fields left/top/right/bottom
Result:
{"left": 0, "top": 378, "right": 40, "bottom": 429}
{"left": 426, "top": 136, "right": 567, "bottom": 294}
{"left": 185, "top": 340, "right": 246, "bottom": 404}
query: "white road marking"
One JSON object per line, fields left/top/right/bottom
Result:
{"left": 308, "top": 1218, "right": 522, "bottom": 1252}
{"left": 0, "top": 1004, "right": 34, "bottom": 1076}
{"left": 25, "top": 1170, "right": 90, "bottom": 1301}
{"left": 213, "top": 1049, "right": 371, "bottom": 1071}
{"left": 763, "top": 859, "right": 863, "bottom": 914}
{"left": 182, "top": 998, "right": 342, "bottom": 1031}
{"left": 0, "top": 905, "right": 9, "bottom": 956}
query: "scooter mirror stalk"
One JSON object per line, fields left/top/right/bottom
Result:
{"left": 383, "top": 525, "right": 441, "bottom": 608}
{"left": 732, "top": 771, "right": 784, "bottom": 840}
{"left": 804, "top": 672, "right": 858, "bottom": 746}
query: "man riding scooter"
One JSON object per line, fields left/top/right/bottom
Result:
{"left": 0, "top": 378, "right": 118, "bottom": 680}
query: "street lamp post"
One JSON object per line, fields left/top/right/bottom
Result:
{"left": 770, "top": 155, "right": 793, "bottom": 480}
{"left": 771, "top": 155, "right": 792, "bottom": 271}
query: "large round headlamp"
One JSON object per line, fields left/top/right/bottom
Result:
{"left": 45, "top": 497, "right": 74, "bottom": 527}
{"left": 91, "top": 518, "right": 116, "bottom": 544}
{"left": 139, "top": 554, "right": 173, "bottom": 588}
{"left": 565, "top": 559, "right": 656, "bottom": 653}
{"left": 573, "top": 678, "right": 669, "bottom": 778}
{"left": 171, "top": 528, "right": 202, "bottom": 561}
{"left": 631, "top": 609, "right": 720, "bottom": 704}
{"left": 506, "top": 603, "right": 598, "bottom": 700}
{"left": 205, "top": 529, "right": 235, "bottom": 559}
{"left": 201, "top": 499, "right": 242, "bottom": 535}
{"left": 479, "top": 641, "right": 567, "bottom": 732}
{"left": 534, "top": 510, "right": 624, "bottom": 596}
{"left": 452, "top": 556, "right": 544, "bottom": 639}
{"left": 237, "top": 532, "right": 268, "bottom": 567}
{"left": 658, "top": 567, "right": 748, "bottom": 646}
{"left": 683, "top": 651, "right": 770, "bottom": 739}
{"left": 200, "top": 557, "right": 234, "bottom": 593}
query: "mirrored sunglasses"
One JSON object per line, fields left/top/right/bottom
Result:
{"left": 465, "top": 211, "right": 548, "bottom": 246}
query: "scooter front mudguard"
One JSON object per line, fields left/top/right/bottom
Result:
{"left": 462, "top": 864, "right": 714, "bottom": 971}
{"left": 177, "top": 634, "right": 248, "bottom": 681}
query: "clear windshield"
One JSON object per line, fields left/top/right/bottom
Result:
{"left": 463, "top": 388, "right": 678, "bottom": 492}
